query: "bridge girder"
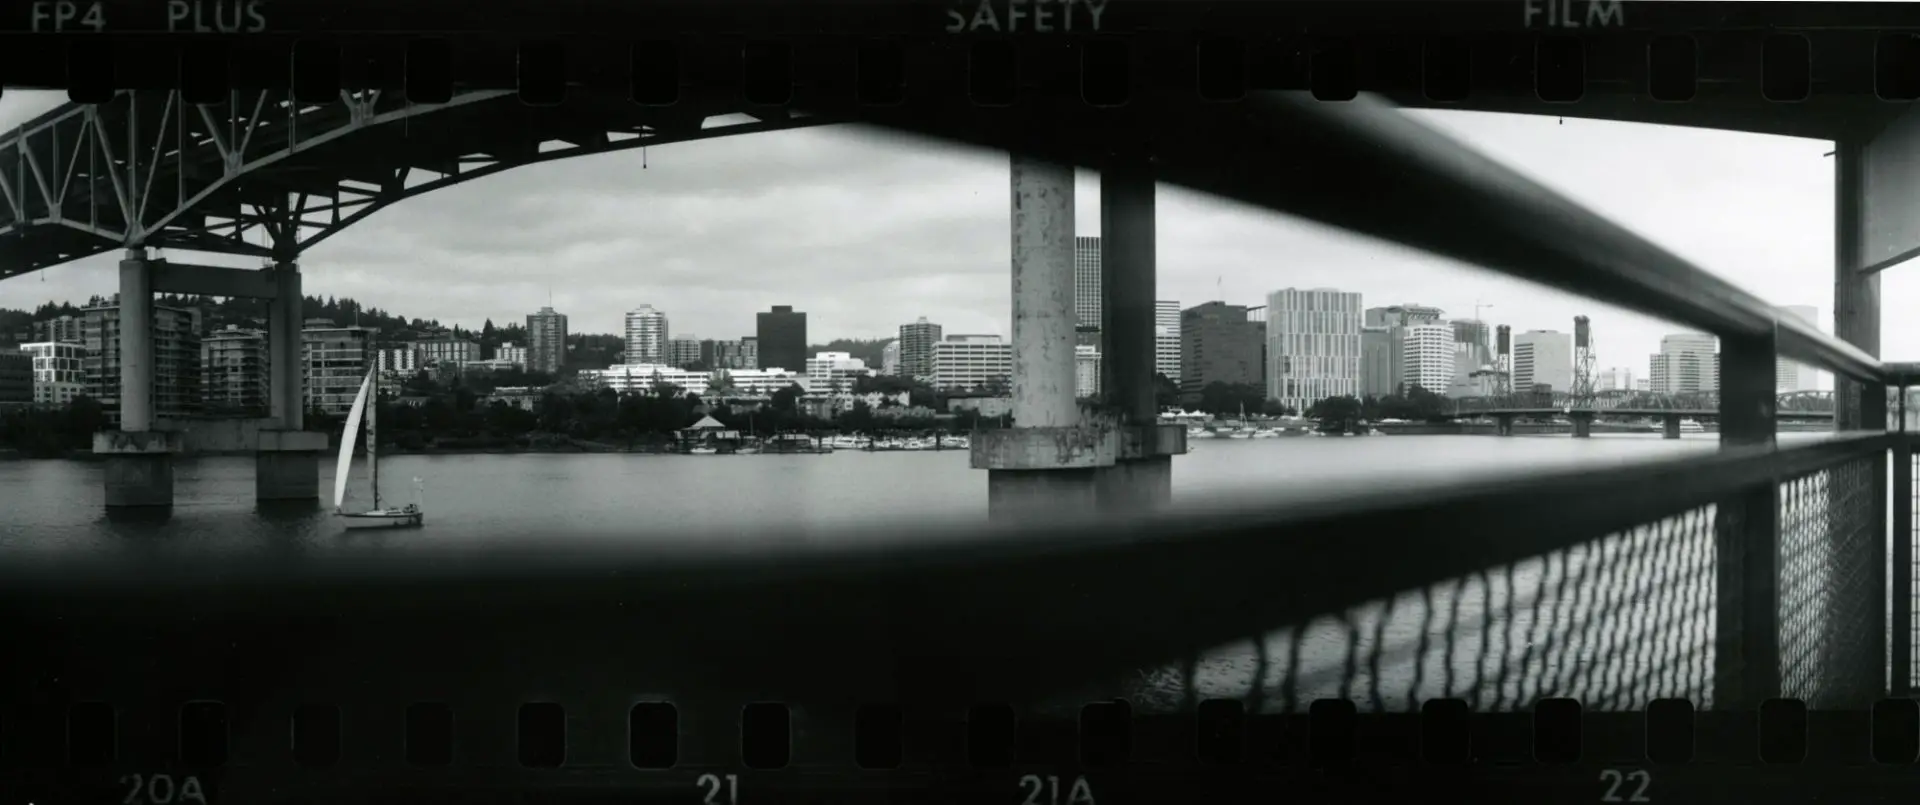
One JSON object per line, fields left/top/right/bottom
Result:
{"left": 1449, "top": 389, "right": 1836, "bottom": 418}
{"left": 0, "top": 88, "right": 830, "bottom": 274}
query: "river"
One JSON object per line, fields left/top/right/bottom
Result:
{"left": 3, "top": 434, "right": 1769, "bottom": 712}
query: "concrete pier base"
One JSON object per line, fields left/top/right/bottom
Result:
{"left": 1571, "top": 415, "right": 1593, "bottom": 438}
{"left": 989, "top": 468, "right": 1102, "bottom": 517}
{"left": 1496, "top": 414, "right": 1516, "bottom": 437}
{"left": 1663, "top": 415, "right": 1682, "bottom": 439}
{"left": 94, "top": 431, "right": 181, "bottom": 508}
{"left": 1097, "top": 424, "right": 1186, "bottom": 511}
{"left": 255, "top": 429, "right": 329, "bottom": 501}
{"left": 973, "top": 425, "right": 1118, "bottom": 522}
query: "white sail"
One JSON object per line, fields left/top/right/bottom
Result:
{"left": 332, "top": 369, "right": 376, "bottom": 510}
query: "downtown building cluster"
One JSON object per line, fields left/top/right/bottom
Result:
{"left": 0, "top": 298, "right": 578, "bottom": 422}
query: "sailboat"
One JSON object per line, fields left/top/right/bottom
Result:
{"left": 334, "top": 367, "right": 424, "bottom": 529}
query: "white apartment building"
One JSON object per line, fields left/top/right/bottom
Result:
{"left": 18, "top": 341, "right": 86, "bottom": 406}
{"left": 933, "top": 334, "right": 1013, "bottom": 391}
{"left": 582, "top": 364, "right": 801, "bottom": 396}
{"left": 1649, "top": 333, "right": 1719, "bottom": 394}
{"left": 1401, "top": 323, "right": 1456, "bottom": 394}
{"left": 804, "top": 351, "right": 873, "bottom": 393}
{"left": 1265, "top": 288, "right": 1363, "bottom": 412}
{"left": 1512, "top": 330, "right": 1574, "bottom": 392}
{"left": 1076, "top": 344, "right": 1101, "bottom": 398}
{"left": 494, "top": 343, "right": 528, "bottom": 368}
{"left": 624, "top": 305, "right": 669, "bottom": 364}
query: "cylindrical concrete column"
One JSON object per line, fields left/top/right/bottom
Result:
{"left": 117, "top": 248, "right": 153, "bottom": 432}
{"left": 270, "top": 262, "right": 304, "bottom": 431}
{"left": 1834, "top": 140, "right": 1881, "bottom": 430}
{"left": 1009, "top": 154, "right": 1078, "bottom": 429}
{"left": 1100, "top": 164, "right": 1157, "bottom": 423}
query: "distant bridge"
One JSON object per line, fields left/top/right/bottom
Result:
{"left": 1446, "top": 389, "right": 1836, "bottom": 420}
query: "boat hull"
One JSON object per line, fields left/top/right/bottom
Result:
{"left": 339, "top": 510, "right": 424, "bottom": 529}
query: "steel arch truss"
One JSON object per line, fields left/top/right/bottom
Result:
{"left": 0, "top": 91, "right": 829, "bottom": 278}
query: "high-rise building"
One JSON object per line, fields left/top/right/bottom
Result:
{"left": 1076, "top": 344, "right": 1101, "bottom": 398}
{"left": 1402, "top": 323, "right": 1457, "bottom": 394}
{"left": 1266, "top": 288, "right": 1363, "bottom": 412}
{"left": 82, "top": 301, "right": 203, "bottom": 426}
{"left": 933, "top": 334, "right": 1013, "bottom": 391}
{"left": 898, "top": 316, "right": 942, "bottom": 379}
{"left": 1155, "top": 300, "right": 1182, "bottom": 383}
{"left": 302, "top": 322, "right": 377, "bottom": 415}
{"left": 624, "top": 305, "right": 669, "bottom": 365}
{"left": 1360, "top": 326, "right": 1394, "bottom": 398}
{"left": 1597, "top": 367, "right": 1637, "bottom": 392}
{"left": 18, "top": 341, "right": 86, "bottom": 406}
{"left": 32, "top": 315, "right": 83, "bottom": 344}
{"left": 1649, "top": 333, "right": 1719, "bottom": 394}
{"left": 1512, "top": 330, "right": 1574, "bottom": 392}
{"left": 1450, "top": 319, "right": 1493, "bottom": 371}
{"left": 1364, "top": 304, "right": 1444, "bottom": 395}
{"left": 755, "top": 305, "right": 807, "bottom": 372}
{"left": 881, "top": 340, "right": 901, "bottom": 376}
{"left": 526, "top": 306, "right": 568, "bottom": 375}
{"left": 0, "top": 349, "right": 32, "bottom": 405}
{"left": 1775, "top": 305, "right": 1821, "bottom": 392}
{"left": 1074, "top": 236, "right": 1101, "bottom": 341}
{"left": 1180, "top": 302, "right": 1264, "bottom": 396}
{"left": 668, "top": 335, "right": 703, "bottom": 368}
{"left": 201, "top": 325, "right": 269, "bottom": 415}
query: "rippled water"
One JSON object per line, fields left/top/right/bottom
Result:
{"left": 6, "top": 434, "right": 1757, "bottom": 711}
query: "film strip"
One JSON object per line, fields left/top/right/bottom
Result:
{"left": 5, "top": 697, "right": 1920, "bottom": 804}
{"left": 2, "top": 2, "right": 1920, "bottom": 106}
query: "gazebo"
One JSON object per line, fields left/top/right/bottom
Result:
{"left": 676, "top": 415, "right": 743, "bottom": 453}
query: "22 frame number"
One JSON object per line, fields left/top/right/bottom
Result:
{"left": 1599, "top": 769, "right": 1651, "bottom": 803}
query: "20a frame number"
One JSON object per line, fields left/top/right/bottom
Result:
{"left": 1599, "top": 769, "right": 1651, "bottom": 802}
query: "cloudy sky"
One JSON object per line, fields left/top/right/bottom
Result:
{"left": 0, "top": 88, "right": 1910, "bottom": 380}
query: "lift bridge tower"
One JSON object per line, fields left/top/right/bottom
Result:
{"left": 1571, "top": 315, "right": 1598, "bottom": 408}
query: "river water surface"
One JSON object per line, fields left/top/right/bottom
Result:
{"left": 6, "top": 434, "right": 1773, "bottom": 712}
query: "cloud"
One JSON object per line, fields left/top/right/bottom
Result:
{"left": 0, "top": 92, "right": 1854, "bottom": 376}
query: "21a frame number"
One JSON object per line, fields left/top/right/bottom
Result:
{"left": 1599, "top": 769, "right": 1651, "bottom": 803}
{"left": 1019, "top": 774, "right": 1095, "bottom": 805}
{"left": 697, "top": 773, "right": 739, "bottom": 805}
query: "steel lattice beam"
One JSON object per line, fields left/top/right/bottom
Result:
{"left": 0, "top": 91, "right": 832, "bottom": 278}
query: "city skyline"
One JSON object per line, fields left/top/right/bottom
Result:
{"left": 0, "top": 90, "right": 1898, "bottom": 375}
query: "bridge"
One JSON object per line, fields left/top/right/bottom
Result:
{"left": 11, "top": 7, "right": 1920, "bottom": 799}
{"left": 1445, "top": 390, "right": 1838, "bottom": 435}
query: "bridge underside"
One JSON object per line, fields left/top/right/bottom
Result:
{"left": 0, "top": 31, "right": 1909, "bottom": 511}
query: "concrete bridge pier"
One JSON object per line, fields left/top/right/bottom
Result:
{"left": 1662, "top": 415, "right": 1682, "bottom": 439}
{"left": 1495, "top": 414, "right": 1515, "bottom": 437}
{"left": 256, "top": 259, "right": 327, "bottom": 502}
{"left": 94, "top": 248, "right": 180, "bottom": 509}
{"left": 974, "top": 155, "right": 1116, "bottom": 520}
{"left": 1570, "top": 412, "right": 1593, "bottom": 438}
{"left": 1094, "top": 160, "right": 1184, "bottom": 510}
